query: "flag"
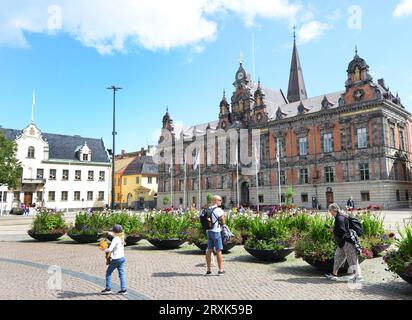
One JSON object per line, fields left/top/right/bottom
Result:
{"left": 168, "top": 157, "right": 173, "bottom": 173}
{"left": 276, "top": 140, "right": 280, "bottom": 163}
{"left": 254, "top": 142, "right": 260, "bottom": 165}
{"left": 193, "top": 151, "right": 200, "bottom": 170}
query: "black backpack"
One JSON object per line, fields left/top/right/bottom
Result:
{"left": 346, "top": 216, "right": 363, "bottom": 237}
{"left": 199, "top": 207, "right": 217, "bottom": 234}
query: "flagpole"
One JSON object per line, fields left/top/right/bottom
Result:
{"left": 170, "top": 158, "right": 173, "bottom": 208}
{"left": 255, "top": 142, "right": 259, "bottom": 213}
{"left": 198, "top": 162, "right": 201, "bottom": 210}
{"left": 236, "top": 143, "right": 240, "bottom": 208}
{"left": 183, "top": 155, "right": 187, "bottom": 210}
{"left": 277, "top": 139, "right": 282, "bottom": 206}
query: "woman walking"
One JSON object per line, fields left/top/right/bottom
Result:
{"left": 101, "top": 224, "right": 128, "bottom": 295}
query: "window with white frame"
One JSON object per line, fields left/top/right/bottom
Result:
{"left": 48, "top": 191, "right": 55, "bottom": 202}
{"left": 36, "top": 191, "right": 43, "bottom": 202}
{"left": 49, "top": 169, "right": 56, "bottom": 180}
{"left": 87, "top": 191, "right": 93, "bottom": 201}
{"left": 61, "top": 191, "right": 68, "bottom": 201}
{"left": 323, "top": 133, "right": 333, "bottom": 153}
{"left": 62, "top": 170, "right": 69, "bottom": 180}
{"left": 325, "top": 167, "right": 334, "bottom": 183}
{"left": 88, "top": 171, "right": 94, "bottom": 181}
{"left": 37, "top": 169, "right": 44, "bottom": 179}
{"left": 75, "top": 170, "right": 81, "bottom": 181}
{"left": 359, "top": 163, "right": 370, "bottom": 181}
{"left": 357, "top": 127, "right": 368, "bottom": 149}
{"left": 299, "top": 137, "right": 308, "bottom": 156}
{"left": 74, "top": 191, "right": 81, "bottom": 201}
{"left": 98, "top": 191, "right": 104, "bottom": 201}
{"left": 148, "top": 177, "right": 152, "bottom": 184}
{"left": 99, "top": 171, "right": 105, "bottom": 181}
{"left": 300, "top": 168, "right": 309, "bottom": 184}
{"left": 27, "top": 146, "right": 35, "bottom": 158}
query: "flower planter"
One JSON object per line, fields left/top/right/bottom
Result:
{"left": 371, "top": 244, "right": 391, "bottom": 257}
{"left": 398, "top": 272, "right": 412, "bottom": 285}
{"left": 68, "top": 233, "right": 100, "bottom": 243}
{"left": 244, "top": 247, "right": 294, "bottom": 262}
{"left": 125, "top": 235, "right": 143, "bottom": 246}
{"left": 303, "top": 256, "right": 365, "bottom": 273}
{"left": 148, "top": 239, "right": 185, "bottom": 249}
{"left": 27, "top": 230, "right": 65, "bottom": 242}
{"left": 194, "top": 241, "right": 236, "bottom": 253}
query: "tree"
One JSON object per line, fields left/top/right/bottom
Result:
{"left": 0, "top": 131, "right": 23, "bottom": 190}
{"left": 163, "top": 196, "right": 170, "bottom": 206}
{"left": 285, "top": 186, "right": 295, "bottom": 205}
{"left": 206, "top": 193, "right": 213, "bottom": 205}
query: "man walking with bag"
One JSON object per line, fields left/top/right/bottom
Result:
{"left": 204, "top": 195, "right": 225, "bottom": 276}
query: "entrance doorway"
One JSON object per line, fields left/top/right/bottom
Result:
{"left": 24, "top": 192, "right": 33, "bottom": 207}
{"left": 127, "top": 193, "right": 133, "bottom": 208}
{"left": 241, "top": 182, "right": 250, "bottom": 206}
{"left": 326, "top": 188, "right": 334, "bottom": 207}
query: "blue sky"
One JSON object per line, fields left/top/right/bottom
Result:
{"left": 1, "top": 0, "right": 412, "bottom": 153}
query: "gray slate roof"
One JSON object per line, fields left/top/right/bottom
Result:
{"left": 123, "top": 155, "right": 158, "bottom": 176}
{"left": 1, "top": 128, "right": 110, "bottom": 163}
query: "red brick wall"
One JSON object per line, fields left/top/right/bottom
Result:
{"left": 333, "top": 122, "right": 341, "bottom": 152}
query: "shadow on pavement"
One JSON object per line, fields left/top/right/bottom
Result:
{"left": 152, "top": 272, "right": 205, "bottom": 278}
{"left": 273, "top": 265, "right": 322, "bottom": 277}
{"left": 272, "top": 277, "right": 338, "bottom": 285}
{"left": 359, "top": 282, "right": 412, "bottom": 298}
{"left": 57, "top": 291, "right": 108, "bottom": 299}
{"left": 227, "top": 254, "right": 286, "bottom": 265}
{"left": 131, "top": 245, "right": 164, "bottom": 251}
{"left": 171, "top": 249, "right": 205, "bottom": 255}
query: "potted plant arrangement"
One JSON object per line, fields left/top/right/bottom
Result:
{"left": 230, "top": 211, "right": 254, "bottom": 245}
{"left": 67, "top": 212, "right": 106, "bottom": 243}
{"left": 295, "top": 214, "right": 367, "bottom": 273}
{"left": 384, "top": 224, "right": 412, "bottom": 285}
{"left": 145, "top": 211, "right": 191, "bottom": 249}
{"left": 356, "top": 211, "right": 395, "bottom": 257}
{"left": 123, "top": 214, "right": 145, "bottom": 246}
{"left": 27, "top": 210, "right": 67, "bottom": 241}
{"left": 244, "top": 214, "right": 295, "bottom": 262}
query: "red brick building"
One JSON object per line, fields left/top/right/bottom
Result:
{"left": 157, "top": 40, "right": 412, "bottom": 210}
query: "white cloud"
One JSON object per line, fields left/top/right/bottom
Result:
{"left": 297, "top": 21, "right": 330, "bottom": 44}
{"left": 0, "top": 0, "right": 300, "bottom": 55}
{"left": 394, "top": 0, "right": 412, "bottom": 17}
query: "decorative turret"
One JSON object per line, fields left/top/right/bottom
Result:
{"left": 162, "top": 107, "right": 174, "bottom": 131}
{"left": 345, "top": 47, "right": 373, "bottom": 88}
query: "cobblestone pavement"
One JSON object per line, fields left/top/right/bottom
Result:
{"left": 0, "top": 239, "right": 411, "bottom": 300}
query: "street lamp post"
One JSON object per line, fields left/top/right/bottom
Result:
{"left": 107, "top": 85, "right": 122, "bottom": 210}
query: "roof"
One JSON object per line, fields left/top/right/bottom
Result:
{"left": 287, "top": 40, "right": 308, "bottom": 103}
{"left": 1, "top": 127, "right": 110, "bottom": 163}
{"left": 123, "top": 155, "right": 158, "bottom": 176}
{"left": 115, "top": 157, "right": 137, "bottom": 173}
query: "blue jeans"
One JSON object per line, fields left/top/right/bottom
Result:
{"left": 207, "top": 230, "right": 223, "bottom": 251}
{"left": 105, "top": 257, "right": 126, "bottom": 291}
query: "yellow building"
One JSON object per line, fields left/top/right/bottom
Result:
{"left": 113, "top": 156, "right": 136, "bottom": 208}
{"left": 120, "top": 156, "right": 158, "bottom": 209}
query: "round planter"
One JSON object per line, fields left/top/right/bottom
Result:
{"left": 125, "top": 235, "right": 143, "bottom": 246}
{"left": 245, "top": 247, "right": 294, "bottom": 262}
{"left": 303, "top": 256, "right": 365, "bottom": 273}
{"left": 68, "top": 233, "right": 100, "bottom": 243}
{"left": 148, "top": 239, "right": 185, "bottom": 249}
{"left": 371, "top": 244, "right": 391, "bottom": 257}
{"left": 398, "top": 272, "right": 412, "bottom": 285}
{"left": 27, "top": 230, "right": 65, "bottom": 242}
{"left": 194, "top": 241, "right": 236, "bottom": 253}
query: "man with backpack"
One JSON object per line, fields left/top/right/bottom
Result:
{"left": 200, "top": 195, "right": 225, "bottom": 276}
{"left": 325, "top": 203, "right": 363, "bottom": 282}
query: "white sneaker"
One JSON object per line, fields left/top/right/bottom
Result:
{"left": 325, "top": 273, "right": 339, "bottom": 281}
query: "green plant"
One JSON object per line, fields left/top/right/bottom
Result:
{"left": 69, "top": 212, "right": 107, "bottom": 235}
{"left": 29, "top": 210, "right": 67, "bottom": 234}
{"left": 244, "top": 215, "right": 294, "bottom": 250}
{"left": 285, "top": 186, "right": 295, "bottom": 205}
{"left": 206, "top": 193, "right": 213, "bottom": 205}
{"left": 295, "top": 215, "right": 336, "bottom": 261}
{"left": 163, "top": 196, "right": 170, "bottom": 206}
{"left": 145, "top": 211, "right": 191, "bottom": 241}
{"left": 384, "top": 224, "right": 412, "bottom": 275}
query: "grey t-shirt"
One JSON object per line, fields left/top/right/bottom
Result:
{"left": 209, "top": 205, "right": 224, "bottom": 232}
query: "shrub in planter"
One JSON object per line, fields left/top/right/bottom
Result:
{"left": 123, "top": 214, "right": 145, "bottom": 245}
{"left": 28, "top": 210, "right": 67, "bottom": 241}
{"left": 244, "top": 214, "right": 295, "bottom": 261}
{"left": 145, "top": 211, "right": 191, "bottom": 249}
{"left": 295, "top": 215, "right": 367, "bottom": 273}
{"left": 67, "top": 212, "right": 106, "bottom": 243}
{"left": 355, "top": 211, "right": 395, "bottom": 257}
{"left": 384, "top": 224, "right": 412, "bottom": 285}
{"left": 230, "top": 212, "right": 254, "bottom": 244}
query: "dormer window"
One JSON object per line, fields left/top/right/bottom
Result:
{"left": 27, "top": 147, "right": 35, "bottom": 158}
{"left": 76, "top": 141, "right": 91, "bottom": 162}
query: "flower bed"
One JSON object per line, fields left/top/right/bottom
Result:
{"left": 67, "top": 212, "right": 106, "bottom": 243}
{"left": 384, "top": 224, "right": 412, "bottom": 285}
{"left": 27, "top": 210, "right": 67, "bottom": 241}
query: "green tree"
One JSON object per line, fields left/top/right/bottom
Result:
{"left": 163, "top": 196, "right": 170, "bottom": 206}
{"left": 206, "top": 193, "right": 213, "bottom": 205}
{"left": 0, "top": 131, "right": 23, "bottom": 190}
{"left": 285, "top": 186, "right": 295, "bottom": 205}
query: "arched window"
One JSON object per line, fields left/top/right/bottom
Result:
{"left": 27, "top": 146, "right": 35, "bottom": 158}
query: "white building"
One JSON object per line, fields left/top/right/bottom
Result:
{"left": 0, "top": 122, "right": 111, "bottom": 213}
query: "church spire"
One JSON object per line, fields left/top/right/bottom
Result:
{"left": 287, "top": 29, "right": 307, "bottom": 103}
